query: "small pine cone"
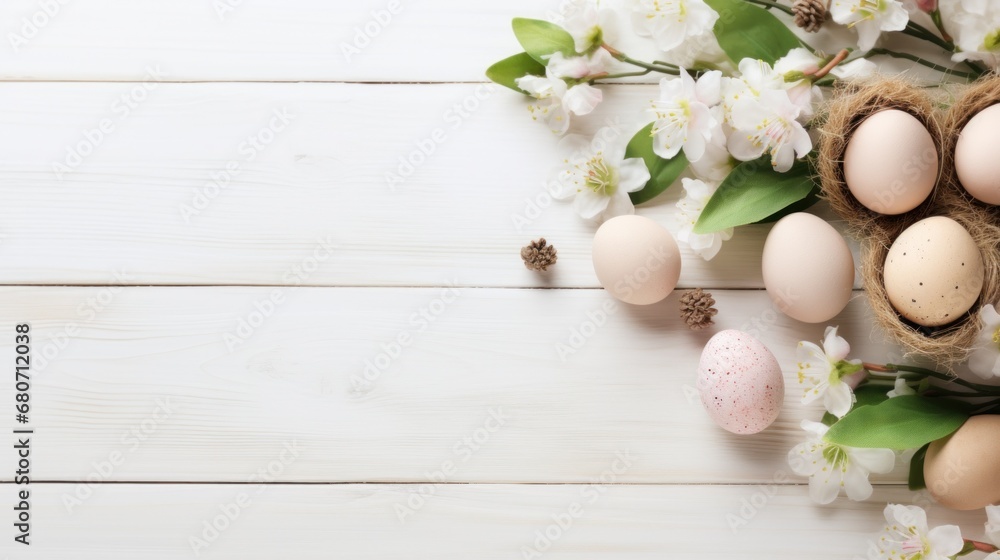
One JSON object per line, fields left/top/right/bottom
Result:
{"left": 792, "top": 0, "right": 827, "bottom": 32}
{"left": 679, "top": 288, "right": 718, "bottom": 331}
{"left": 521, "top": 238, "right": 557, "bottom": 271}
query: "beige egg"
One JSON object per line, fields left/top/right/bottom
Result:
{"left": 925, "top": 415, "right": 1000, "bottom": 510}
{"left": 761, "top": 213, "right": 854, "bottom": 323}
{"left": 592, "top": 215, "right": 680, "bottom": 305}
{"left": 883, "top": 217, "right": 983, "bottom": 327}
{"left": 955, "top": 104, "right": 1000, "bottom": 205}
{"left": 843, "top": 109, "right": 938, "bottom": 215}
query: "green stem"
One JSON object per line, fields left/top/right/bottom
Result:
{"left": 743, "top": 0, "right": 793, "bottom": 15}
{"left": 884, "top": 363, "right": 1000, "bottom": 394}
{"left": 865, "top": 48, "right": 979, "bottom": 80}
{"left": 900, "top": 22, "right": 987, "bottom": 76}
{"left": 594, "top": 69, "right": 653, "bottom": 80}
{"left": 929, "top": 9, "right": 952, "bottom": 43}
{"left": 602, "top": 44, "right": 680, "bottom": 75}
{"left": 965, "top": 539, "right": 1000, "bottom": 554}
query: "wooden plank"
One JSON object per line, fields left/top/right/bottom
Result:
{"left": 0, "top": 483, "right": 988, "bottom": 559}
{"left": 0, "top": 82, "right": 857, "bottom": 288}
{"left": 0, "top": 0, "right": 936, "bottom": 83}
{"left": 0, "top": 0, "right": 537, "bottom": 82}
{"left": 0, "top": 286, "right": 903, "bottom": 483}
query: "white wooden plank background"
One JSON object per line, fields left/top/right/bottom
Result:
{"left": 0, "top": 0, "right": 991, "bottom": 558}
{"left": 1, "top": 485, "right": 990, "bottom": 559}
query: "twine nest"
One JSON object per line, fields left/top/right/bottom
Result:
{"left": 818, "top": 74, "right": 1000, "bottom": 368}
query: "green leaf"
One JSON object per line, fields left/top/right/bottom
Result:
{"left": 511, "top": 18, "right": 577, "bottom": 65}
{"left": 693, "top": 158, "right": 815, "bottom": 234}
{"left": 625, "top": 123, "right": 688, "bottom": 205}
{"left": 824, "top": 396, "right": 969, "bottom": 450}
{"left": 753, "top": 185, "right": 820, "bottom": 224}
{"left": 821, "top": 412, "right": 838, "bottom": 427}
{"left": 703, "top": 0, "right": 802, "bottom": 65}
{"left": 908, "top": 443, "right": 929, "bottom": 491}
{"left": 486, "top": 52, "right": 546, "bottom": 94}
{"left": 854, "top": 384, "right": 891, "bottom": 409}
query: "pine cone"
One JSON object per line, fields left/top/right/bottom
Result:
{"left": 792, "top": 0, "right": 827, "bottom": 32}
{"left": 680, "top": 289, "right": 718, "bottom": 331}
{"left": 521, "top": 238, "right": 557, "bottom": 271}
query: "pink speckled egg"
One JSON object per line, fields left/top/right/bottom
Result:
{"left": 697, "top": 330, "right": 784, "bottom": 435}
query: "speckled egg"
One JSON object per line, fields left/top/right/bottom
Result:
{"left": 883, "top": 216, "right": 984, "bottom": 327}
{"left": 697, "top": 330, "right": 784, "bottom": 435}
{"left": 924, "top": 415, "right": 1000, "bottom": 510}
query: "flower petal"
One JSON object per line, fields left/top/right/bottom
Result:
{"left": 823, "top": 381, "right": 855, "bottom": 418}
{"left": 617, "top": 158, "right": 651, "bottom": 193}
{"left": 927, "top": 524, "right": 965, "bottom": 557}
{"left": 849, "top": 447, "right": 895, "bottom": 474}
{"left": 842, "top": 464, "right": 874, "bottom": 501}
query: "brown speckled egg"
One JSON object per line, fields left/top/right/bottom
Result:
{"left": 883, "top": 217, "right": 984, "bottom": 327}
{"left": 924, "top": 415, "right": 1000, "bottom": 510}
{"left": 697, "top": 330, "right": 784, "bottom": 435}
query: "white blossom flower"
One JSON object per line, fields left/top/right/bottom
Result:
{"left": 630, "top": 0, "right": 719, "bottom": 53}
{"left": 986, "top": 504, "right": 1000, "bottom": 545}
{"left": 886, "top": 377, "right": 917, "bottom": 398}
{"left": 551, "top": 127, "right": 651, "bottom": 221}
{"left": 796, "top": 326, "right": 862, "bottom": 417}
{"left": 516, "top": 74, "right": 602, "bottom": 134}
{"left": 968, "top": 304, "right": 1000, "bottom": 380}
{"left": 773, "top": 49, "right": 877, "bottom": 99}
{"left": 874, "top": 504, "right": 964, "bottom": 560}
{"left": 675, "top": 178, "right": 733, "bottom": 260}
{"left": 830, "top": 0, "right": 909, "bottom": 51}
{"left": 942, "top": 0, "right": 1000, "bottom": 68}
{"left": 721, "top": 59, "right": 786, "bottom": 118}
{"left": 546, "top": 50, "right": 616, "bottom": 80}
{"left": 560, "top": 0, "right": 620, "bottom": 53}
{"left": 788, "top": 420, "right": 895, "bottom": 504}
{"left": 727, "top": 88, "right": 812, "bottom": 172}
{"left": 689, "top": 131, "right": 734, "bottom": 181}
{"left": 649, "top": 69, "right": 723, "bottom": 162}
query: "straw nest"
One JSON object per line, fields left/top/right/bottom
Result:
{"left": 817, "top": 75, "right": 1000, "bottom": 368}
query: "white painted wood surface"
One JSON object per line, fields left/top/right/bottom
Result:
{"left": 2, "top": 484, "right": 992, "bottom": 559}
{"left": 0, "top": 1, "right": 982, "bottom": 558}
{"left": 1, "top": 287, "right": 898, "bottom": 483}
{"left": 0, "top": 82, "right": 858, "bottom": 288}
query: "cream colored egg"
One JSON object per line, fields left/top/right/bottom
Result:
{"left": 883, "top": 216, "right": 983, "bottom": 327}
{"left": 697, "top": 330, "right": 784, "bottom": 435}
{"left": 843, "top": 109, "right": 938, "bottom": 215}
{"left": 955, "top": 104, "right": 1000, "bottom": 205}
{"left": 925, "top": 415, "right": 1000, "bottom": 510}
{"left": 762, "top": 213, "right": 854, "bottom": 323}
{"left": 592, "top": 215, "right": 680, "bottom": 305}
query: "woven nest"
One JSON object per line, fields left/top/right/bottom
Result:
{"left": 818, "top": 75, "right": 1000, "bottom": 368}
